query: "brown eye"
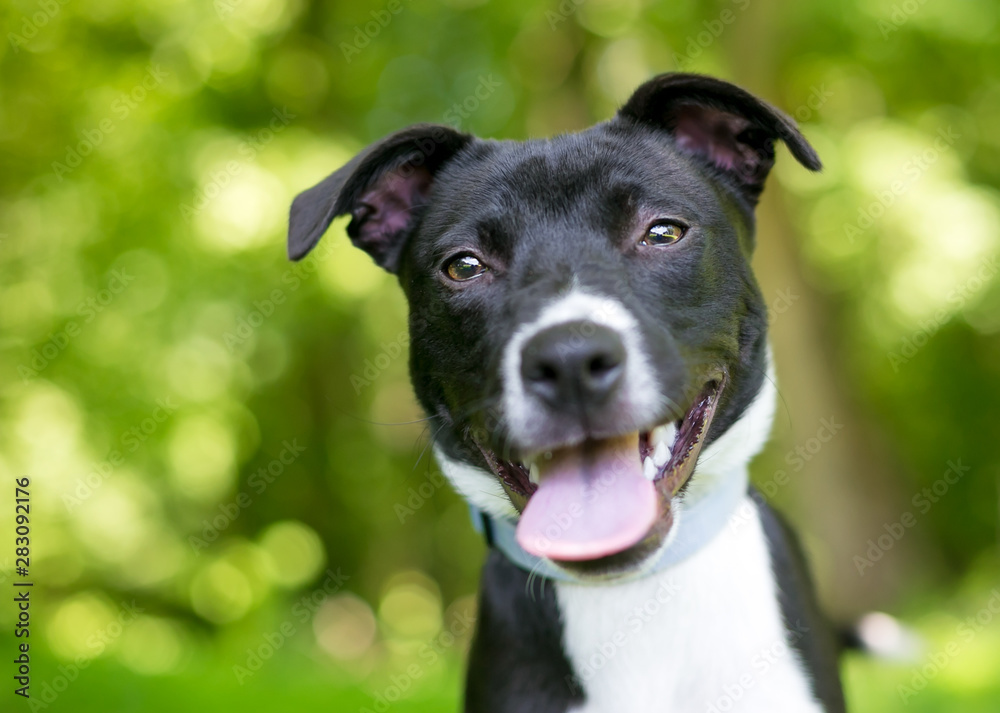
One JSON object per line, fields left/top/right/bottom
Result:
{"left": 445, "top": 254, "right": 488, "bottom": 282}
{"left": 640, "top": 221, "right": 686, "bottom": 247}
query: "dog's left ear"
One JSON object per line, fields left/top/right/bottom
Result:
{"left": 288, "top": 124, "right": 472, "bottom": 269}
{"left": 618, "top": 73, "right": 821, "bottom": 204}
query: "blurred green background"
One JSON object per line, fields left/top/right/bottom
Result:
{"left": 2, "top": 0, "right": 999, "bottom": 710}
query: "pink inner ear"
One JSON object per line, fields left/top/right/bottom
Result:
{"left": 357, "top": 166, "right": 433, "bottom": 241}
{"left": 673, "top": 104, "right": 754, "bottom": 176}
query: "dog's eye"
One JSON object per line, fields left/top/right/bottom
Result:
{"left": 640, "top": 221, "right": 686, "bottom": 247}
{"left": 444, "top": 254, "right": 488, "bottom": 282}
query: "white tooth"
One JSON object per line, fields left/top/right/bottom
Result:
{"left": 529, "top": 462, "right": 540, "bottom": 485}
{"left": 652, "top": 422, "right": 678, "bottom": 452}
{"left": 643, "top": 456, "right": 657, "bottom": 481}
{"left": 653, "top": 440, "right": 669, "bottom": 467}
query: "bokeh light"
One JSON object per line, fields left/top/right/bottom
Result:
{"left": 2, "top": 0, "right": 999, "bottom": 710}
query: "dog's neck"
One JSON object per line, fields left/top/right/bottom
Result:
{"left": 450, "top": 351, "right": 778, "bottom": 584}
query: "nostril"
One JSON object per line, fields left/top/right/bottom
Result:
{"left": 587, "top": 353, "right": 620, "bottom": 377}
{"left": 525, "top": 360, "right": 560, "bottom": 384}
{"left": 519, "top": 322, "right": 627, "bottom": 407}
{"left": 582, "top": 351, "right": 624, "bottom": 395}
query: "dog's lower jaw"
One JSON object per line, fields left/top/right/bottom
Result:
{"left": 433, "top": 442, "right": 519, "bottom": 520}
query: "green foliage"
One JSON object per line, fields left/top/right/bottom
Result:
{"left": 1, "top": 0, "right": 998, "bottom": 709}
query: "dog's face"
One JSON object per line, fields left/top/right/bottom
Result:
{"left": 289, "top": 74, "right": 819, "bottom": 579}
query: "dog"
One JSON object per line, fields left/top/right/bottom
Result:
{"left": 287, "top": 73, "right": 845, "bottom": 712}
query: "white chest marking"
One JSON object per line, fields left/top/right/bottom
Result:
{"left": 556, "top": 496, "right": 823, "bottom": 713}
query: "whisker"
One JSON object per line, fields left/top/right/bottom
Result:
{"left": 411, "top": 419, "right": 450, "bottom": 472}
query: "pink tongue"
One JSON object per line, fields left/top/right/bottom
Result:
{"left": 515, "top": 435, "right": 658, "bottom": 561}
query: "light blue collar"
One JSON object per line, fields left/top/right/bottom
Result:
{"left": 470, "top": 468, "right": 748, "bottom": 584}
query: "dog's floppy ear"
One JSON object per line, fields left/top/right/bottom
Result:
{"left": 288, "top": 124, "right": 472, "bottom": 270}
{"left": 618, "top": 73, "right": 821, "bottom": 204}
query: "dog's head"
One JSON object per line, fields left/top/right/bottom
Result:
{"left": 289, "top": 74, "right": 819, "bottom": 579}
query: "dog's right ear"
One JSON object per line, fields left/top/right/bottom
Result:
{"left": 287, "top": 124, "right": 472, "bottom": 271}
{"left": 617, "top": 73, "right": 821, "bottom": 206}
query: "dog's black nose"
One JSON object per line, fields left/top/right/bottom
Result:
{"left": 520, "top": 322, "right": 626, "bottom": 409}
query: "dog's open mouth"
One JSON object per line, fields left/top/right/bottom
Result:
{"left": 474, "top": 378, "right": 724, "bottom": 564}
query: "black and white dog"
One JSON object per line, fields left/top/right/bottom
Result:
{"left": 288, "top": 73, "right": 845, "bottom": 712}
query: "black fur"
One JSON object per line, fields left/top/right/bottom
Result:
{"left": 756, "top": 491, "right": 847, "bottom": 712}
{"left": 288, "top": 73, "right": 840, "bottom": 711}
{"left": 465, "top": 551, "right": 582, "bottom": 713}
{"left": 619, "top": 73, "right": 821, "bottom": 209}
{"left": 289, "top": 76, "right": 820, "bottom": 491}
{"left": 288, "top": 124, "right": 471, "bottom": 268}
